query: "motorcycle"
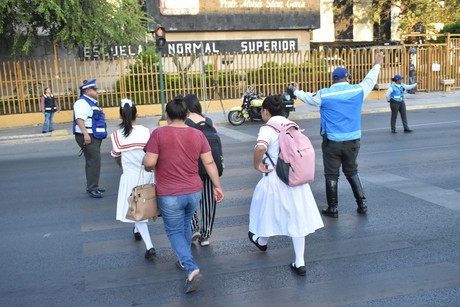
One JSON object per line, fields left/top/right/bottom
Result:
{"left": 227, "top": 85, "right": 296, "bottom": 126}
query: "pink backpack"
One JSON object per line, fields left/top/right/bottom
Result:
{"left": 265, "top": 121, "right": 315, "bottom": 186}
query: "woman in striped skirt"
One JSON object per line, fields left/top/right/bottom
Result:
{"left": 184, "top": 94, "right": 220, "bottom": 247}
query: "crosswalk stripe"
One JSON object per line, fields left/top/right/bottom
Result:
{"left": 218, "top": 126, "right": 256, "bottom": 142}
{"left": 80, "top": 187, "right": 256, "bottom": 216}
{"left": 365, "top": 171, "right": 460, "bottom": 212}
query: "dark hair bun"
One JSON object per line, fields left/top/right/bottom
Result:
{"left": 174, "top": 95, "right": 184, "bottom": 103}
{"left": 262, "top": 94, "right": 284, "bottom": 116}
{"left": 272, "top": 95, "right": 282, "bottom": 106}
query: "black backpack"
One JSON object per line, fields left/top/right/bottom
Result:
{"left": 186, "top": 117, "right": 224, "bottom": 179}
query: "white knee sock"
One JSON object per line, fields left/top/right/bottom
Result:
{"left": 135, "top": 221, "right": 153, "bottom": 250}
{"left": 292, "top": 236, "right": 305, "bottom": 267}
{"left": 257, "top": 236, "right": 269, "bottom": 246}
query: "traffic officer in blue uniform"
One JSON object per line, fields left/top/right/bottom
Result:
{"left": 385, "top": 74, "right": 418, "bottom": 133}
{"left": 290, "top": 52, "right": 384, "bottom": 218}
{"left": 73, "top": 79, "right": 108, "bottom": 198}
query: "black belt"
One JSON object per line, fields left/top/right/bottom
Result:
{"left": 326, "top": 138, "right": 360, "bottom": 144}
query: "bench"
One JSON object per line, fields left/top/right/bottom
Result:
{"left": 440, "top": 79, "right": 455, "bottom": 93}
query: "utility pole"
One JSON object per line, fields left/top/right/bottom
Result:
{"left": 154, "top": 26, "right": 167, "bottom": 124}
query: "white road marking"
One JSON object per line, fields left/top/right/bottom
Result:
{"left": 217, "top": 126, "right": 256, "bottom": 142}
{"left": 365, "top": 171, "right": 459, "bottom": 211}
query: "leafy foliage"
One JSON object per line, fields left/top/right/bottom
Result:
{"left": 0, "top": 0, "right": 152, "bottom": 56}
{"left": 369, "top": 0, "right": 460, "bottom": 35}
{"left": 441, "top": 19, "right": 460, "bottom": 34}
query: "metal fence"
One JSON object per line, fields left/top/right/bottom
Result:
{"left": 1, "top": 39, "right": 460, "bottom": 115}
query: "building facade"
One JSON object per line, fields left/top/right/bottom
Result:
{"left": 145, "top": 0, "right": 399, "bottom": 53}
{"left": 145, "top": 0, "right": 321, "bottom": 54}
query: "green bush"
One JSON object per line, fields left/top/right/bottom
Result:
{"left": 442, "top": 20, "right": 460, "bottom": 34}
{"left": 245, "top": 61, "right": 304, "bottom": 96}
{"left": 432, "top": 19, "right": 460, "bottom": 43}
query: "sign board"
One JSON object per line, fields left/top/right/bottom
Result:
{"left": 147, "top": 0, "right": 320, "bottom": 31}
{"left": 165, "top": 39, "right": 298, "bottom": 55}
{"left": 79, "top": 45, "right": 144, "bottom": 60}
{"left": 77, "top": 39, "right": 297, "bottom": 59}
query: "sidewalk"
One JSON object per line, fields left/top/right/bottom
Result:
{"left": 1, "top": 91, "right": 459, "bottom": 144}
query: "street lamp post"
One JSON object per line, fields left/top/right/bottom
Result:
{"left": 158, "top": 49, "right": 165, "bottom": 120}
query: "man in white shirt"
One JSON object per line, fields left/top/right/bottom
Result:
{"left": 73, "top": 79, "right": 107, "bottom": 198}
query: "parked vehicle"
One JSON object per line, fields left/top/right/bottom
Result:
{"left": 227, "top": 85, "right": 295, "bottom": 126}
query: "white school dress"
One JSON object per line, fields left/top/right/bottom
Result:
{"left": 111, "top": 125, "right": 154, "bottom": 223}
{"left": 249, "top": 116, "right": 324, "bottom": 237}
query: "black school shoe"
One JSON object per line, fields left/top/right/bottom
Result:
{"left": 290, "top": 263, "right": 307, "bottom": 276}
{"left": 87, "top": 187, "right": 106, "bottom": 193}
{"left": 144, "top": 248, "right": 156, "bottom": 260}
{"left": 133, "top": 227, "right": 142, "bottom": 241}
{"left": 248, "top": 232, "right": 267, "bottom": 251}
{"left": 87, "top": 190, "right": 103, "bottom": 198}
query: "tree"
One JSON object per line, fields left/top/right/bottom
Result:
{"left": 0, "top": 0, "right": 153, "bottom": 56}
{"left": 441, "top": 19, "right": 460, "bottom": 34}
{"left": 369, "top": 0, "right": 460, "bottom": 37}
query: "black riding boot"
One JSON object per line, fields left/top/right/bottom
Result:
{"left": 347, "top": 174, "right": 368, "bottom": 214}
{"left": 323, "top": 179, "right": 338, "bottom": 218}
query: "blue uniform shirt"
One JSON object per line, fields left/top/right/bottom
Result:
{"left": 294, "top": 64, "right": 381, "bottom": 141}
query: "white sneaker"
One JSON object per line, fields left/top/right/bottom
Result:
{"left": 192, "top": 231, "right": 201, "bottom": 242}
{"left": 199, "top": 238, "right": 210, "bottom": 246}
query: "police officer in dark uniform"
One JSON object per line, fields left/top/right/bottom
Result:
{"left": 73, "top": 79, "right": 107, "bottom": 198}
{"left": 290, "top": 52, "right": 384, "bottom": 218}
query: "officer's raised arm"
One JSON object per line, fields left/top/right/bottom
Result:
{"left": 291, "top": 83, "right": 322, "bottom": 107}
{"left": 360, "top": 52, "right": 384, "bottom": 99}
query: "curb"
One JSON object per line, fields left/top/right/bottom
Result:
{"left": 0, "top": 129, "right": 70, "bottom": 144}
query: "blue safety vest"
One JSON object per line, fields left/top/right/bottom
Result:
{"left": 390, "top": 84, "right": 405, "bottom": 102}
{"left": 73, "top": 96, "right": 107, "bottom": 139}
{"left": 319, "top": 84, "right": 364, "bottom": 141}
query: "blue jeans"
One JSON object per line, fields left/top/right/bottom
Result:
{"left": 43, "top": 112, "right": 55, "bottom": 132}
{"left": 408, "top": 76, "right": 415, "bottom": 93}
{"left": 158, "top": 191, "right": 201, "bottom": 274}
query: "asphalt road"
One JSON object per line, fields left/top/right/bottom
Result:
{"left": 0, "top": 107, "right": 459, "bottom": 307}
